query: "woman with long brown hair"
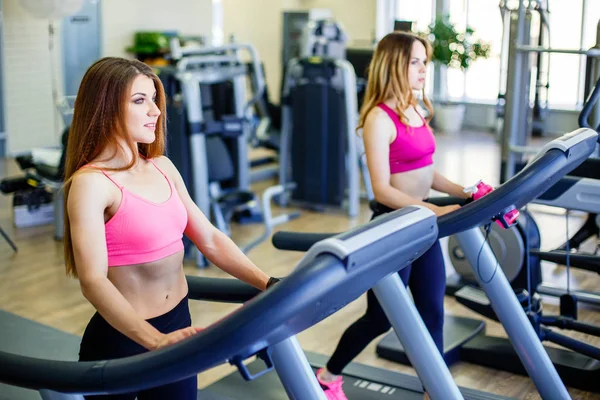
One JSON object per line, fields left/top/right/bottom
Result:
{"left": 316, "top": 32, "right": 473, "bottom": 400}
{"left": 63, "top": 57, "right": 277, "bottom": 399}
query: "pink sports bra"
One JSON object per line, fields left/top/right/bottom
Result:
{"left": 95, "top": 159, "right": 188, "bottom": 267}
{"left": 377, "top": 103, "right": 436, "bottom": 174}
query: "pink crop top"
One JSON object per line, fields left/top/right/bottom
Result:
{"left": 377, "top": 103, "right": 436, "bottom": 174}
{"left": 97, "top": 159, "right": 188, "bottom": 267}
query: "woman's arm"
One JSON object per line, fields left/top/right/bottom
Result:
{"left": 157, "top": 157, "right": 270, "bottom": 291}
{"left": 431, "top": 170, "right": 470, "bottom": 199}
{"left": 68, "top": 172, "right": 176, "bottom": 350}
{"left": 363, "top": 109, "right": 439, "bottom": 212}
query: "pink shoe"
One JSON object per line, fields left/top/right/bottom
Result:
{"left": 316, "top": 368, "right": 348, "bottom": 400}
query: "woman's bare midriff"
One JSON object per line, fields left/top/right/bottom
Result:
{"left": 389, "top": 164, "right": 435, "bottom": 200}
{"left": 107, "top": 250, "right": 188, "bottom": 320}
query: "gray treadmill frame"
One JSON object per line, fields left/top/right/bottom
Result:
{"left": 455, "top": 131, "right": 596, "bottom": 399}
{"left": 4, "top": 207, "right": 468, "bottom": 400}
{"left": 385, "top": 222, "right": 571, "bottom": 399}
{"left": 453, "top": 228, "right": 570, "bottom": 400}
{"left": 532, "top": 176, "right": 600, "bottom": 213}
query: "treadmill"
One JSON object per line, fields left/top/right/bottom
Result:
{"left": 1, "top": 205, "right": 464, "bottom": 399}
{"left": 375, "top": 129, "right": 600, "bottom": 381}
{"left": 532, "top": 79, "right": 600, "bottom": 305}
{"left": 1, "top": 130, "right": 594, "bottom": 400}
{"left": 271, "top": 128, "right": 598, "bottom": 400}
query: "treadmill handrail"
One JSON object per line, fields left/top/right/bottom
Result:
{"left": 0, "top": 208, "right": 437, "bottom": 395}
{"left": 186, "top": 276, "right": 260, "bottom": 303}
{"left": 273, "top": 232, "right": 333, "bottom": 252}
{"left": 272, "top": 128, "right": 598, "bottom": 251}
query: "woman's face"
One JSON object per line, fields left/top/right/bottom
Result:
{"left": 408, "top": 40, "right": 428, "bottom": 91}
{"left": 126, "top": 75, "right": 161, "bottom": 144}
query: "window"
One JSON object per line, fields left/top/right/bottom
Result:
{"left": 395, "top": 0, "right": 503, "bottom": 103}
{"left": 395, "top": 1, "right": 435, "bottom": 97}
{"left": 445, "top": 0, "right": 503, "bottom": 102}
{"left": 524, "top": 0, "right": 600, "bottom": 108}
{"left": 579, "top": 0, "right": 600, "bottom": 104}
{"left": 395, "top": 0, "right": 434, "bottom": 33}
{"left": 393, "top": 0, "right": 600, "bottom": 108}
{"left": 546, "top": 0, "right": 584, "bottom": 108}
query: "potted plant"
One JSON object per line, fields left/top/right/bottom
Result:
{"left": 125, "top": 32, "right": 171, "bottom": 65}
{"left": 421, "top": 15, "right": 491, "bottom": 133}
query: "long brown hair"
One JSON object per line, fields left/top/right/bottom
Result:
{"left": 63, "top": 57, "right": 167, "bottom": 277}
{"left": 357, "top": 31, "right": 434, "bottom": 131}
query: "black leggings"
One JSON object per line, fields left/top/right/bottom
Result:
{"left": 79, "top": 296, "right": 197, "bottom": 400}
{"left": 326, "top": 199, "right": 462, "bottom": 375}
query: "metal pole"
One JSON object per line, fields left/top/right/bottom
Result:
{"left": 433, "top": 0, "right": 450, "bottom": 101}
{"left": 516, "top": 45, "right": 600, "bottom": 56}
{"left": 455, "top": 228, "right": 570, "bottom": 400}
{"left": 277, "top": 59, "right": 296, "bottom": 207}
{"left": 373, "top": 275, "right": 464, "bottom": 400}
{"left": 181, "top": 76, "right": 209, "bottom": 268}
{"left": 577, "top": 0, "right": 588, "bottom": 105}
{"left": 233, "top": 74, "right": 250, "bottom": 191}
{"left": 338, "top": 60, "right": 359, "bottom": 217}
{"left": 0, "top": 225, "right": 17, "bottom": 252}
{"left": 501, "top": 1, "right": 527, "bottom": 182}
{"left": 271, "top": 337, "right": 327, "bottom": 400}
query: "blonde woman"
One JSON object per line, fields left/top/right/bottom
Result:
{"left": 316, "top": 32, "right": 471, "bottom": 400}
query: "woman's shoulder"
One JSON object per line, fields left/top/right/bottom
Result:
{"left": 368, "top": 102, "right": 387, "bottom": 114}
{"left": 149, "top": 156, "right": 181, "bottom": 182}
{"left": 68, "top": 167, "right": 114, "bottom": 207}
{"left": 72, "top": 164, "right": 108, "bottom": 182}
{"left": 365, "top": 105, "right": 396, "bottom": 131}
{"left": 150, "top": 155, "right": 175, "bottom": 171}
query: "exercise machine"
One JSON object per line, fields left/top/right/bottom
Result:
{"left": 497, "top": 0, "right": 551, "bottom": 139}
{"left": 501, "top": 1, "right": 600, "bottom": 182}
{"left": 0, "top": 94, "right": 75, "bottom": 242}
{"left": 160, "top": 41, "right": 299, "bottom": 267}
{"left": 453, "top": 69, "right": 600, "bottom": 287}
{"left": 0, "top": 127, "right": 68, "bottom": 242}
{"left": 273, "top": 128, "right": 597, "bottom": 399}
{"left": 452, "top": 70, "right": 600, "bottom": 299}
{"left": 532, "top": 81, "right": 600, "bottom": 303}
{"left": 443, "top": 79, "right": 600, "bottom": 392}
{"left": 0, "top": 202, "right": 470, "bottom": 399}
{"left": 279, "top": 19, "right": 372, "bottom": 217}
{"left": 4, "top": 129, "right": 593, "bottom": 400}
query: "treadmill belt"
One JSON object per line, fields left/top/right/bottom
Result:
{"left": 200, "top": 352, "right": 514, "bottom": 400}
{"left": 376, "top": 316, "right": 486, "bottom": 366}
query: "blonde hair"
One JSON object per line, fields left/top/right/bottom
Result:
{"left": 63, "top": 57, "right": 167, "bottom": 277}
{"left": 357, "top": 31, "right": 434, "bottom": 131}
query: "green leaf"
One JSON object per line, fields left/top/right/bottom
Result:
{"left": 419, "top": 14, "right": 491, "bottom": 70}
